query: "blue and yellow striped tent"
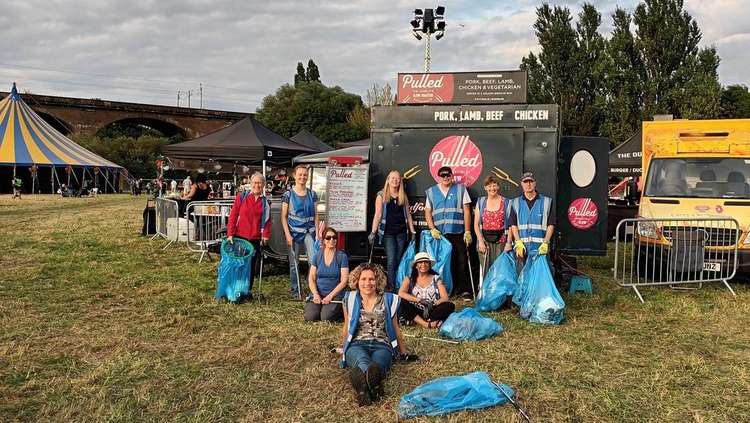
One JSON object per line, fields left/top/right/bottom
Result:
{"left": 0, "top": 83, "right": 121, "bottom": 169}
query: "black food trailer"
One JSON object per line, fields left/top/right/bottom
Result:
{"left": 370, "top": 104, "right": 609, "bottom": 258}
{"left": 265, "top": 104, "right": 609, "bottom": 265}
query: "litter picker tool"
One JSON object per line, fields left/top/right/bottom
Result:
{"left": 493, "top": 382, "right": 531, "bottom": 422}
{"left": 404, "top": 333, "right": 460, "bottom": 345}
{"left": 478, "top": 250, "right": 488, "bottom": 298}
{"left": 256, "top": 244, "right": 265, "bottom": 302}
{"left": 466, "top": 244, "right": 477, "bottom": 301}
{"left": 289, "top": 248, "right": 303, "bottom": 300}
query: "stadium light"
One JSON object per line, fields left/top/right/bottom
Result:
{"left": 410, "top": 6, "right": 446, "bottom": 72}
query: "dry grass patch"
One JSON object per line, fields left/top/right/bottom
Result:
{"left": 1, "top": 195, "right": 749, "bottom": 422}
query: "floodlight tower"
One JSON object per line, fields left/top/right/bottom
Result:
{"left": 410, "top": 6, "right": 446, "bottom": 72}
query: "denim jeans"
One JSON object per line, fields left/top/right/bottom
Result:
{"left": 289, "top": 233, "right": 315, "bottom": 297}
{"left": 383, "top": 232, "right": 407, "bottom": 291}
{"left": 345, "top": 340, "right": 393, "bottom": 373}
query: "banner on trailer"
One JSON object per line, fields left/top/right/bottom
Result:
{"left": 397, "top": 71, "right": 527, "bottom": 105}
{"left": 325, "top": 165, "right": 369, "bottom": 232}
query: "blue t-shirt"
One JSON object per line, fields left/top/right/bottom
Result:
{"left": 312, "top": 249, "right": 349, "bottom": 297}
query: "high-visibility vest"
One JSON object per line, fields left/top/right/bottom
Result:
{"left": 510, "top": 194, "right": 550, "bottom": 253}
{"left": 426, "top": 184, "right": 466, "bottom": 234}
{"left": 376, "top": 190, "right": 408, "bottom": 241}
{"left": 341, "top": 292, "right": 400, "bottom": 367}
{"left": 286, "top": 189, "right": 316, "bottom": 241}
{"left": 476, "top": 195, "right": 510, "bottom": 231}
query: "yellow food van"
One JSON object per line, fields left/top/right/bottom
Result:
{"left": 638, "top": 118, "right": 750, "bottom": 274}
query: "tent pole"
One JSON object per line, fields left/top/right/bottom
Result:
{"left": 53, "top": 167, "right": 62, "bottom": 189}
{"left": 81, "top": 168, "right": 86, "bottom": 193}
{"left": 51, "top": 166, "right": 55, "bottom": 194}
{"left": 103, "top": 169, "right": 115, "bottom": 193}
{"left": 67, "top": 168, "right": 71, "bottom": 187}
{"left": 31, "top": 170, "right": 35, "bottom": 194}
{"left": 13, "top": 164, "right": 16, "bottom": 179}
{"left": 72, "top": 167, "right": 79, "bottom": 185}
{"left": 262, "top": 160, "right": 267, "bottom": 197}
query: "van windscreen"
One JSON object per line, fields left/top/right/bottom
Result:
{"left": 645, "top": 158, "right": 750, "bottom": 199}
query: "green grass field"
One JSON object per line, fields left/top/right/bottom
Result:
{"left": 1, "top": 195, "right": 749, "bottom": 422}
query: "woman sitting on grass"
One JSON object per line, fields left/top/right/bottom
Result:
{"left": 342, "top": 263, "right": 410, "bottom": 406}
{"left": 304, "top": 227, "right": 349, "bottom": 322}
{"left": 398, "top": 252, "right": 455, "bottom": 329}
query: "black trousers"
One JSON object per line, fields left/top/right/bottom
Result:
{"left": 400, "top": 301, "right": 455, "bottom": 322}
{"left": 445, "top": 232, "right": 472, "bottom": 295}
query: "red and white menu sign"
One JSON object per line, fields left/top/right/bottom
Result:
{"left": 325, "top": 165, "right": 369, "bottom": 232}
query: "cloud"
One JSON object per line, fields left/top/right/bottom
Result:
{"left": 0, "top": 0, "right": 747, "bottom": 113}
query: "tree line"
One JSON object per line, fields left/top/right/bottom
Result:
{"left": 521, "top": 0, "right": 750, "bottom": 146}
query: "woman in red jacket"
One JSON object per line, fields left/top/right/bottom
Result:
{"left": 227, "top": 172, "right": 271, "bottom": 297}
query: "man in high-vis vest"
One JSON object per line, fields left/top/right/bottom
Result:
{"left": 281, "top": 165, "right": 319, "bottom": 299}
{"left": 424, "top": 166, "right": 474, "bottom": 300}
{"left": 507, "top": 172, "right": 555, "bottom": 264}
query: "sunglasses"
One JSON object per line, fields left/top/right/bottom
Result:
{"left": 324, "top": 235, "right": 337, "bottom": 240}
{"left": 439, "top": 173, "right": 452, "bottom": 178}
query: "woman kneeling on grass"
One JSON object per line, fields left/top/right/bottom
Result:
{"left": 398, "top": 252, "right": 455, "bottom": 329}
{"left": 342, "top": 263, "right": 410, "bottom": 406}
{"left": 304, "top": 227, "right": 349, "bottom": 322}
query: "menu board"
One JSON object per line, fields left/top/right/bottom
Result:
{"left": 325, "top": 165, "right": 368, "bottom": 232}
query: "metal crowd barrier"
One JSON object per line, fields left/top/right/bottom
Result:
{"left": 152, "top": 197, "right": 180, "bottom": 250}
{"left": 613, "top": 217, "right": 739, "bottom": 302}
{"left": 185, "top": 200, "right": 234, "bottom": 263}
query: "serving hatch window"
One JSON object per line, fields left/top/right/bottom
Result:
{"left": 645, "top": 158, "right": 750, "bottom": 199}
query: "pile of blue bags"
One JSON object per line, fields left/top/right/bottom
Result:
{"left": 476, "top": 251, "right": 517, "bottom": 311}
{"left": 398, "top": 371, "right": 515, "bottom": 419}
{"left": 215, "top": 238, "right": 255, "bottom": 303}
{"left": 438, "top": 308, "right": 503, "bottom": 341}
{"left": 514, "top": 254, "right": 565, "bottom": 325}
{"left": 396, "top": 230, "right": 453, "bottom": 293}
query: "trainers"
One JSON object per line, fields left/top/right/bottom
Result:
{"left": 366, "top": 363, "right": 385, "bottom": 401}
{"left": 460, "top": 292, "right": 473, "bottom": 302}
{"left": 349, "top": 368, "right": 371, "bottom": 406}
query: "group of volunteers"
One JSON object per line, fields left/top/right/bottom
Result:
{"left": 224, "top": 164, "right": 555, "bottom": 406}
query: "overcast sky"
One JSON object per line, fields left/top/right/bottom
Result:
{"left": 1, "top": 0, "right": 747, "bottom": 112}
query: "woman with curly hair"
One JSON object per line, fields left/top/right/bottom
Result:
{"left": 341, "top": 263, "right": 412, "bottom": 406}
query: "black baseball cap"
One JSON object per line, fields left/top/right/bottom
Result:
{"left": 438, "top": 166, "right": 453, "bottom": 176}
{"left": 521, "top": 172, "right": 536, "bottom": 182}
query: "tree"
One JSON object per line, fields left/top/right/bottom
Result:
{"left": 678, "top": 47, "right": 722, "bottom": 119}
{"left": 365, "top": 83, "right": 395, "bottom": 107}
{"left": 294, "top": 62, "right": 306, "bottom": 86}
{"left": 632, "top": 0, "right": 704, "bottom": 118}
{"left": 601, "top": 8, "right": 643, "bottom": 146}
{"left": 720, "top": 85, "right": 750, "bottom": 118}
{"left": 520, "top": 3, "right": 606, "bottom": 136}
{"left": 256, "top": 80, "right": 367, "bottom": 146}
{"left": 306, "top": 59, "right": 321, "bottom": 83}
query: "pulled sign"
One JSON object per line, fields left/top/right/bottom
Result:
{"left": 397, "top": 71, "right": 527, "bottom": 105}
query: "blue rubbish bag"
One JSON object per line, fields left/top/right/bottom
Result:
{"left": 438, "top": 307, "right": 503, "bottom": 341}
{"left": 396, "top": 240, "right": 417, "bottom": 290}
{"left": 518, "top": 254, "right": 565, "bottom": 325}
{"left": 419, "top": 230, "right": 453, "bottom": 294}
{"left": 215, "top": 238, "right": 255, "bottom": 302}
{"left": 398, "top": 371, "right": 515, "bottom": 419}
{"left": 477, "top": 251, "right": 517, "bottom": 311}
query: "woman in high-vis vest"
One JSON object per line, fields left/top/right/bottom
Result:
{"left": 473, "top": 175, "right": 513, "bottom": 271}
{"left": 227, "top": 172, "right": 271, "bottom": 298}
{"left": 368, "top": 170, "right": 416, "bottom": 291}
{"left": 281, "top": 165, "right": 319, "bottom": 299}
{"left": 341, "top": 263, "right": 411, "bottom": 406}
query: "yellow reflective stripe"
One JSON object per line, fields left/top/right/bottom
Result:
{"left": 17, "top": 102, "right": 52, "bottom": 164}
{"left": 0, "top": 99, "right": 14, "bottom": 163}
{"left": 18, "top": 102, "right": 77, "bottom": 165}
